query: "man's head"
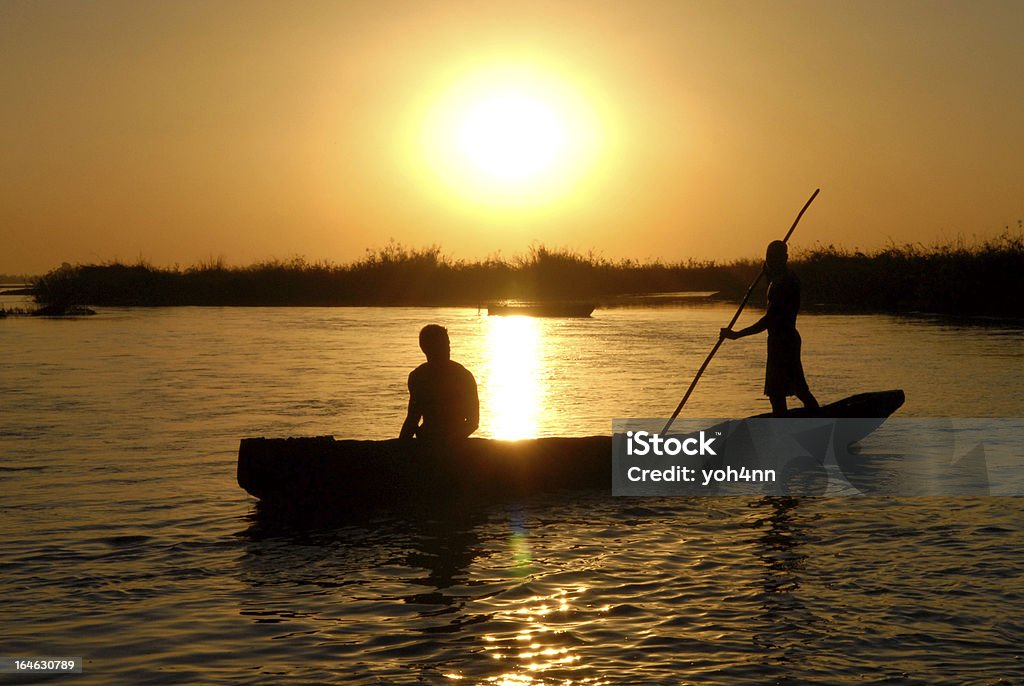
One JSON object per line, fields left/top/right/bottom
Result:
{"left": 419, "top": 324, "right": 451, "bottom": 363}
{"left": 765, "top": 240, "right": 788, "bottom": 278}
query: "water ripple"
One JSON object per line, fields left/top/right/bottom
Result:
{"left": 1, "top": 308, "right": 1022, "bottom": 683}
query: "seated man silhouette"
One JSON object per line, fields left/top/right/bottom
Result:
{"left": 721, "top": 240, "right": 819, "bottom": 416}
{"left": 399, "top": 324, "right": 479, "bottom": 441}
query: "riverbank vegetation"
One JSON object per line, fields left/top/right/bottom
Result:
{"left": 29, "top": 234, "right": 1024, "bottom": 317}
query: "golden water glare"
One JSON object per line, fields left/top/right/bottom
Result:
{"left": 480, "top": 316, "right": 546, "bottom": 440}
{"left": 464, "top": 321, "right": 614, "bottom": 681}
{"left": 466, "top": 585, "right": 611, "bottom": 685}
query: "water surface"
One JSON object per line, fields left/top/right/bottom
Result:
{"left": 1, "top": 304, "right": 1021, "bottom": 684}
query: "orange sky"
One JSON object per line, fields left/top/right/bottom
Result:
{"left": 2, "top": 0, "right": 1022, "bottom": 274}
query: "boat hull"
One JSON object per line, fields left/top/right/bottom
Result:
{"left": 487, "top": 303, "right": 595, "bottom": 317}
{"left": 238, "top": 390, "right": 905, "bottom": 511}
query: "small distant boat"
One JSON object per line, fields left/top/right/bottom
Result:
{"left": 237, "top": 390, "right": 905, "bottom": 513}
{"left": 486, "top": 301, "right": 595, "bottom": 318}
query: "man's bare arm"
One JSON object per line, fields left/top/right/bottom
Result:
{"left": 463, "top": 376, "right": 480, "bottom": 437}
{"left": 400, "top": 397, "right": 421, "bottom": 439}
{"left": 721, "top": 314, "right": 768, "bottom": 340}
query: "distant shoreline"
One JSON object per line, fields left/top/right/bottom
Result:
{"left": 22, "top": 238, "right": 1024, "bottom": 318}
{"left": 7, "top": 299, "right": 1022, "bottom": 328}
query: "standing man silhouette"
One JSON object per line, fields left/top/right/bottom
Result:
{"left": 400, "top": 324, "right": 479, "bottom": 441}
{"left": 721, "top": 241, "right": 819, "bottom": 416}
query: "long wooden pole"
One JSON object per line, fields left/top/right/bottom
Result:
{"left": 660, "top": 188, "right": 820, "bottom": 435}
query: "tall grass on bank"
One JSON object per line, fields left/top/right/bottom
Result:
{"left": 32, "top": 244, "right": 751, "bottom": 308}
{"left": 796, "top": 232, "right": 1023, "bottom": 316}
{"left": 31, "top": 234, "right": 1024, "bottom": 317}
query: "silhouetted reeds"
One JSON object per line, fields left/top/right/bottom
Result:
{"left": 795, "top": 232, "right": 1024, "bottom": 317}
{"left": 29, "top": 234, "right": 1024, "bottom": 317}
{"left": 31, "top": 243, "right": 751, "bottom": 308}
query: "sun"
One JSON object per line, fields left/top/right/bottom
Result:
{"left": 454, "top": 90, "right": 568, "bottom": 184}
{"left": 416, "top": 64, "right": 605, "bottom": 209}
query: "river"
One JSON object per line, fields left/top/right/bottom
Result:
{"left": 1, "top": 303, "right": 1022, "bottom": 684}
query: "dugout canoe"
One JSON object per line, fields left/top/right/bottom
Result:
{"left": 486, "top": 302, "right": 595, "bottom": 317}
{"left": 238, "top": 389, "right": 904, "bottom": 510}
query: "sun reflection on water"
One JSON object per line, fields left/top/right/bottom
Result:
{"left": 467, "top": 583, "right": 611, "bottom": 686}
{"left": 480, "top": 316, "right": 546, "bottom": 439}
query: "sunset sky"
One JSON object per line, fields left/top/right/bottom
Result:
{"left": 2, "top": 0, "right": 1022, "bottom": 274}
